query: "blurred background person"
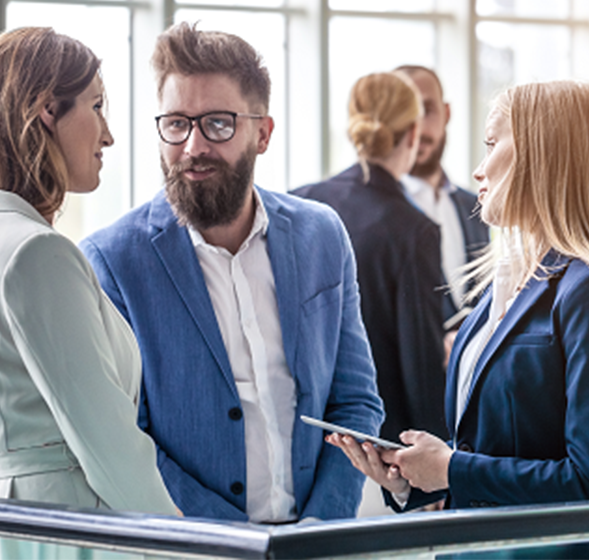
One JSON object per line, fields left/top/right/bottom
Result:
{"left": 0, "top": 27, "right": 178, "bottom": 516}
{"left": 329, "top": 80, "right": 589, "bottom": 513}
{"left": 293, "top": 71, "right": 447, "bottom": 443}
{"left": 396, "top": 65, "right": 489, "bottom": 358}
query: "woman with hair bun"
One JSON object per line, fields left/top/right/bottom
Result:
{"left": 0, "top": 27, "right": 178, "bottom": 515}
{"left": 294, "top": 71, "right": 447, "bottom": 443}
{"left": 329, "top": 80, "right": 589, "bottom": 511}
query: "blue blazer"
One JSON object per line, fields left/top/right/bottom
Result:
{"left": 80, "top": 187, "right": 384, "bottom": 521}
{"left": 389, "top": 251, "right": 589, "bottom": 511}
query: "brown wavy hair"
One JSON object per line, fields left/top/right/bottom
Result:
{"left": 151, "top": 22, "right": 271, "bottom": 113}
{"left": 0, "top": 27, "right": 100, "bottom": 217}
{"left": 348, "top": 71, "right": 422, "bottom": 160}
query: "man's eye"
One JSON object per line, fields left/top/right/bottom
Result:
{"left": 169, "top": 119, "right": 189, "bottom": 130}
{"left": 207, "top": 117, "right": 232, "bottom": 131}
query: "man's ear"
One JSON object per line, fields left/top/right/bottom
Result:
{"left": 406, "top": 121, "right": 420, "bottom": 149}
{"left": 444, "top": 102, "right": 451, "bottom": 126}
{"left": 39, "top": 100, "right": 58, "bottom": 132}
{"left": 256, "top": 116, "right": 274, "bottom": 154}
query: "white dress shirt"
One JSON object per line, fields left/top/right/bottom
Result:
{"left": 188, "top": 190, "right": 297, "bottom": 523}
{"left": 455, "top": 258, "right": 518, "bottom": 430}
{"left": 402, "top": 174, "right": 466, "bottom": 309}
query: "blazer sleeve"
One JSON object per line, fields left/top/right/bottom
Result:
{"left": 2, "top": 233, "right": 177, "bottom": 515}
{"left": 448, "top": 271, "right": 589, "bottom": 507}
{"left": 299, "top": 221, "right": 385, "bottom": 520}
{"left": 81, "top": 237, "right": 249, "bottom": 521}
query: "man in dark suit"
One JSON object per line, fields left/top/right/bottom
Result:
{"left": 396, "top": 65, "right": 489, "bottom": 328}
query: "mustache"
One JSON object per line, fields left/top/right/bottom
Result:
{"left": 167, "top": 156, "right": 227, "bottom": 177}
{"left": 419, "top": 135, "right": 435, "bottom": 147}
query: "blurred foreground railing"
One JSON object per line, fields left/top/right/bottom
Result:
{"left": 1, "top": 498, "right": 589, "bottom": 558}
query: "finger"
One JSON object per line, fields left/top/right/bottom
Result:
{"left": 325, "top": 433, "right": 342, "bottom": 447}
{"left": 378, "top": 449, "right": 399, "bottom": 464}
{"left": 399, "top": 430, "right": 421, "bottom": 445}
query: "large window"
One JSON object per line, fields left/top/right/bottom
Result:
{"left": 3, "top": 0, "right": 589, "bottom": 241}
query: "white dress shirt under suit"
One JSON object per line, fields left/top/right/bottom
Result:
{"left": 189, "top": 190, "right": 296, "bottom": 523}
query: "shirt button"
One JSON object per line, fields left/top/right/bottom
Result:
{"left": 230, "top": 482, "right": 244, "bottom": 495}
{"left": 228, "top": 407, "right": 243, "bottom": 421}
{"left": 458, "top": 443, "right": 473, "bottom": 453}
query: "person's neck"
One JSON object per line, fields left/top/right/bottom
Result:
{"left": 366, "top": 154, "right": 406, "bottom": 182}
{"left": 411, "top": 166, "right": 445, "bottom": 192}
{"left": 198, "top": 188, "right": 256, "bottom": 255}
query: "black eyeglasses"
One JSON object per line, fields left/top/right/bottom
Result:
{"left": 155, "top": 111, "right": 264, "bottom": 145}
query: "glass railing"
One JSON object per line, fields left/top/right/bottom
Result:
{"left": 2, "top": 498, "right": 589, "bottom": 559}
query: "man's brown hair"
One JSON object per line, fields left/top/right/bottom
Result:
{"left": 152, "top": 22, "right": 271, "bottom": 113}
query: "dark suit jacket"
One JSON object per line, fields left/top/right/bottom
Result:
{"left": 390, "top": 251, "right": 589, "bottom": 510}
{"left": 80, "top": 187, "right": 384, "bottom": 521}
{"left": 293, "top": 163, "right": 447, "bottom": 440}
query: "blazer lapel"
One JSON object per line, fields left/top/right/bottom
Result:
{"left": 455, "top": 267, "right": 556, "bottom": 433}
{"left": 261, "top": 189, "right": 300, "bottom": 378}
{"left": 148, "top": 192, "right": 237, "bottom": 397}
{"left": 445, "top": 291, "right": 491, "bottom": 432}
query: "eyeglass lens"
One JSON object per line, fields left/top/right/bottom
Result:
{"left": 158, "top": 113, "right": 235, "bottom": 144}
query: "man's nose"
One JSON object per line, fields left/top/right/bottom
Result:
{"left": 183, "top": 124, "right": 211, "bottom": 157}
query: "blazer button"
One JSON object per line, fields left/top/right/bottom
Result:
{"left": 228, "top": 407, "right": 243, "bottom": 421}
{"left": 230, "top": 482, "right": 244, "bottom": 495}
{"left": 458, "top": 443, "right": 473, "bottom": 453}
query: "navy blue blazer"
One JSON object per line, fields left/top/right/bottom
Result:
{"left": 393, "top": 251, "right": 589, "bottom": 510}
{"left": 80, "top": 187, "right": 384, "bottom": 521}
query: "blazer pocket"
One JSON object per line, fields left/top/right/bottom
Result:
{"left": 509, "top": 333, "right": 554, "bottom": 346}
{"left": 302, "top": 284, "right": 341, "bottom": 316}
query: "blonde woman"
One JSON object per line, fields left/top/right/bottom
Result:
{"left": 329, "top": 80, "right": 589, "bottom": 510}
{"left": 294, "top": 71, "right": 447, "bottom": 443}
{"left": 0, "top": 27, "right": 179, "bottom": 515}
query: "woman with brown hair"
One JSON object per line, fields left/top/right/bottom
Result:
{"left": 329, "top": 80, "right": 589, "bottom": 511}
{"left": 294, "top": 71, "right": 447, "bottom": 443}
{"left": 0, "top": 27, "right": 178, "bottom": 515}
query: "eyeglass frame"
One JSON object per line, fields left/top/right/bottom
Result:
{"left": 155, "top": 110, "right": 265, "bottom": 145}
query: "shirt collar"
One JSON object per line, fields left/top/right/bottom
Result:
{"left": 188, "top": 187, "right": 269, "bottom": 251}
{"left": 402, "top": 170, "right": 457, "bottom": 196}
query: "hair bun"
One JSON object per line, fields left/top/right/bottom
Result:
{"left": 348, "top": 114, "right": 393, "bottom": 158}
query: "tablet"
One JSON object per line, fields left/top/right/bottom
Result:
{"left": 300, "top": 415, "right": 405, "bottom": 450}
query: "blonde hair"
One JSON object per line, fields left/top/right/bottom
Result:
{"left": 467, "top": 80, "right": 589, "bottom": 300}
{"left": 348, "top": 71, "right": 422, "bottom": 160}
{"left": 0, "top": 27, "right": 100, "bottom": 218}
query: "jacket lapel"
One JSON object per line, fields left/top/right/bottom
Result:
{"left": 453, "top": 252, "right": 568, "bottom": 434}
{"left": 261, "top": 189, "right": 300, "bottom": 378}
{"left": 445, "top": 291, "right": 491, "bottom": 432}
{"left": 147, "top": 191, "right": 237, "bottom": 397}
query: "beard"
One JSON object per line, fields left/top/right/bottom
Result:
{"left": 410, "top": 131, "right": 446, "bottom": 179}
{"left": 163, "top": 144, "right": 257, "bottom": 231}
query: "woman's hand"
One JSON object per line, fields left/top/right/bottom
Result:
{"left": 388, "top": 430, "right": 453, "bottom": 493}
{"left": 325, "top": 433, "right": 410, "bottom": 496}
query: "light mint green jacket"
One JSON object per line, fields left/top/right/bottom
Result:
{"left": 0, "top": 191, "right": 177, "bottom": 515}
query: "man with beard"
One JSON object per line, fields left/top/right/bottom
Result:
{"left": 395, "top": 66, "right": 489, "bottom": 328}
{"left": 79, "top": 22, "right": 383, "bottom": 523}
